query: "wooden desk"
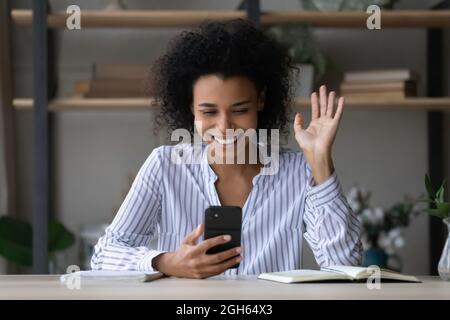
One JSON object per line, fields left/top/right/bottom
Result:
{"left": 0, "top": 275, "right": 448, "bottom": 300}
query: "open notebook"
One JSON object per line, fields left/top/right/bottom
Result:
{"left": 258, "top": 265, "right": 420, "bottom": 284}
{"left": 60, "top": 270, "right": 165, "bottom": 283}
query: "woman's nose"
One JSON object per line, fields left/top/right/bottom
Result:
{"left": 216, "top": 114, "right": 233, "bottom": 134}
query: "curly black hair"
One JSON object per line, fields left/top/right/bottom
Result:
{"left": 153, "top": 19, "right": 294, "bottom": 135}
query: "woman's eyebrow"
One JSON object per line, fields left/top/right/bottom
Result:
{"left": 198, "top": 102, "right": 217, "bottom": 107}
{"left": 198, "top": 100, "right": 251, "bottom": 107}
{"left": 231, "top": 100, "right": 251, "bottom": 107}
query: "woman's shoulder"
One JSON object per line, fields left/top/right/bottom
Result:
{"left": 145, "top": 143, "right": 204, "bottom": 166}
{"left": 278, "top": 146, "right": 305, "bottom": 162}
{"left": 274, "top": 147, "right": 307, "bottom": 173}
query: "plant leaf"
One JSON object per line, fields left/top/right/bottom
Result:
{"left": 424, "top": 208, "right": 446, "bottom": 219}
{"left": 436, "top": 186, "right": 445, "bottom": 203}
{"left": 0, "top": 216, "right": 74, "bottom": 266}
{"left": 48, "top": 220, "right": 75, "bottom": 252}
{"left": 0, "top": 217, "right": 33, "bottom": 266}
{"left": 425, "top": 174, "right": 436, "bottom": 199}
{"left": 0, "top": 216, "right": 32, "bottom": 248}
{"left": 436, "top": 202, "right": 450, "bottom": 218}
{"left": 0, "top": 238, "right": 32, "bottom": 267}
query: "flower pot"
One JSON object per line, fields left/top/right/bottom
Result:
{"left": 438, "top": 217, "right": 450, "bottom": 281}
{"left": 362, "top": 247, "right": 388, "bottom": 268}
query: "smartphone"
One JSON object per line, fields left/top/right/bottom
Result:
{"left": 203, "top": 205, "right": 242, "bottom": 269}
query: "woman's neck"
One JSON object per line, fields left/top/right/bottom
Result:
{"left": 208, "top": 143, "right": 263, "bottom": 180}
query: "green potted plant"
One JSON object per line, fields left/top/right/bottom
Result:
{"left": 266, "top": 25, "right": 331, "bottom": 98}
{"left": 0, "top": 216, "right": 75, "bottom": 273}
{"left": 423, "top": 174, "right": 450, "bottom": 281}
{"left": 346, "top": 186, "right": 418, "bottom": 271}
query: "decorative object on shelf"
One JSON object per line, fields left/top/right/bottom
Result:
{"left": 266, "top": 25, "right": 331, "bottom": 97}
{"left": 301, "top": 0, "right": 399, "bottom": 11}
{"left": 0, "top": 216, "right": 75, "bottom": 273}
{"left": 346, "top": 187, "right": 419, "bottom": 271}
{"left": 422, "top": 174, "right": 450, "bottom": 281}
{"left": 104, "top": 0, "right": 127, "bottom": 10}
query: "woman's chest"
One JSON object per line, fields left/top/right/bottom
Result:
{"left": 214, "top": 178, "right": 254, "bottom": 208}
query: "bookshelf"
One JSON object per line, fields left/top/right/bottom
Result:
{"left": 10, "top": 8, "right": 450, "bottom": 113}
{"left": 11, "top": 9, "right": 450, "bottom": 28}
{"left": 12, "top": 97, "right": 450, "bottom": 112}
{"left": 1, "top": 0, "right": 449, "bottom": 274}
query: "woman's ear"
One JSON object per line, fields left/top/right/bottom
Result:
{"left": 257, "top": 90, "right": 266, "bottom": 111}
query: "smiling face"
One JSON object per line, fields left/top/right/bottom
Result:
{"left": 191, "top": 74, "right": 264, "bottom": 161}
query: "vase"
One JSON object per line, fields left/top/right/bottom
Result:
{"left": 362, "top": 247, "right": 402, "bottom": 271}
{"left": 362, "top": 247, "right": 388, "bottom": 268}
{"left": 438, "top": 217, "right": 450, "bottom": 281}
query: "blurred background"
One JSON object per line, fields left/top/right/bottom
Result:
{"left": 0, "top": 0, "right": 449, "bottom": 276}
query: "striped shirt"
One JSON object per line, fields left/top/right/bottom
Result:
{"left": 91, "top": 143, "right": 362, "bottom": 275}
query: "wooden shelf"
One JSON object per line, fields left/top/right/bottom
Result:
{"left": 13, "top": 97, "right": 450, "bottom": 112}
{"left": 13, "top": 97, "right": 153, "bottom": 111}
{"left": 11, "top": 10, "right": 450, "bottom": 28}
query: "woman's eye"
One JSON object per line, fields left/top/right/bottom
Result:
{"left": 202, "top": 111, "right": 217, "bottom": 116}
{"left": 200, "top": 109, "right": 248, "bottom": 116}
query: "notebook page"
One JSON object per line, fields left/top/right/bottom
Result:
{"left": 258, "top": 269, "right": 352, "bottom": 283}
{"left": 320, "top": 265, "right": 369, "bottom": 279}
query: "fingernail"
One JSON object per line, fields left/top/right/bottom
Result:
{"left": 236, "top": 248, "right": 241, "bottom": 253}
{"left": 224, "top": 235, "right": 231, "bottom": 241}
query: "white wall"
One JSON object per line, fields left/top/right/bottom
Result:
{"left": 7, "top": 0, "right": 449, "bottom": 274}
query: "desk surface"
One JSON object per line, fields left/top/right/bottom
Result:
{"left": 0, "top": 275, "right": 449, "bottom": 300}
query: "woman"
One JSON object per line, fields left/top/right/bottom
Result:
{"left": 91, "top": 19, "right": 362, "bottom": 278}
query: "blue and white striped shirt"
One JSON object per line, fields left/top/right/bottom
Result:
{"left": 91, "top": 143, "right": 362, "bottom": 275}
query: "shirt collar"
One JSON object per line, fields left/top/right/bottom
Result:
{"left": 199, "top": 141, "right": 277, "bottom": 184}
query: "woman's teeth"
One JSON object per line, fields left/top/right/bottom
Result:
{"left": 214, "top": 136, "right": 237, "bottom": 145}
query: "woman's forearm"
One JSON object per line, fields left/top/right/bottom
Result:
{"left": 305, "top": 151, "right": 335, "bottom": 185}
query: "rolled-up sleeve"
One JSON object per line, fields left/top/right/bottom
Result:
{"left": 91, "top": 146, "right": 167, "bottom": 271}
{"left": 303, "top": 165, "right": 363, "bottom": 267}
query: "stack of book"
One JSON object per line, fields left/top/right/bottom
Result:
{"left": 340, "top": 69, "right": 418, "bottom": 99}
{"left": 73, "top": 63, "right": 153, "bottom": 98}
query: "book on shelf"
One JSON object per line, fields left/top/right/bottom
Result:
{"left": 340, "top": 72, "right": 418, "bottom": 99}
{"left": 258, "top": 265, "right": 420, "bottom": 284}
{"left": 72, "top": 63, "right": 154, "bottom": 98}
{"left": 73, "top": 80, "right": 90, "bottom": 96}
{"left": 93, "top": 63, "right": 151, "bottom": 80}
{"left": 342, "top": 90, "right": 416, "bottom": 99}
{"left": 343, "top": 69, "right": 419, "bottom": 83}
{"left": 340, "top": 80, "right": 416, "bottom": 93}
{"left": 84, "top": 79, "right": 149, "bottom": 97}
{"left": 341, "top": 91, "right": 416, "bottom": 100}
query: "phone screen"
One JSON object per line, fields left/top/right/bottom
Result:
{"left": 203, "top": 206, "right": 242, "bottom": 269}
